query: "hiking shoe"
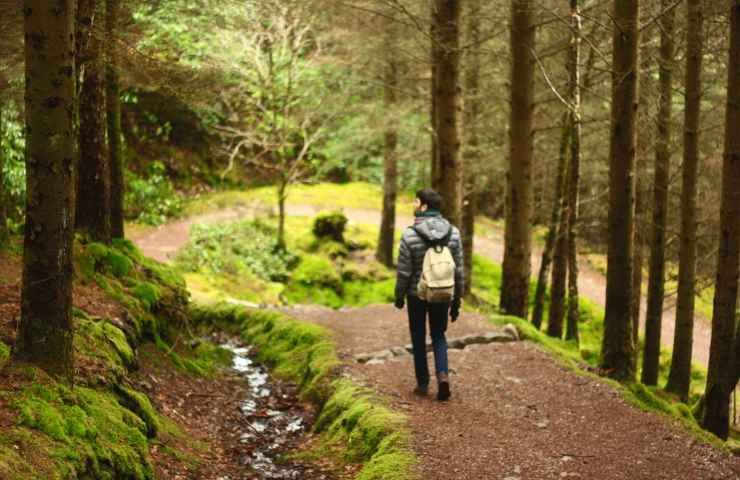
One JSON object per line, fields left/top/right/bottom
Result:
{"left": 413, "top": 385, "right": 429, "bottom": 397}
{"left": 437, "top": 374, "right": 451, "bottom": 402}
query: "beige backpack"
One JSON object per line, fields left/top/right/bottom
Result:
{"left": 417, "top": 243, "right": 456, "bottom": 303}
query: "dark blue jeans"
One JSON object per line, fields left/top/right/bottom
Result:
{"left": 407, "top": 295, "right": 449, "bottom": 387}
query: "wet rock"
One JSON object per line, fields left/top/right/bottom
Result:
{"left": 503, "top": 323, "right": 520, "bottom": 341}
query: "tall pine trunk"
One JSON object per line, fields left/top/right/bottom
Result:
{"left": 565, "top": 0, "right": 582, "bottom": 343}
{"left": 532, "top": 116, "right": 570, "bottom": 329}
{"left": 702, "top": 1, "right": 740, "bottom": 441}
{"left": 0, "top": 103, "right": 6, "bottom": 245}
{"left": 377, "top": 15, "right": 399, "bottom": 268}
{"left": 600, "top": 0, "right": 640, "bottom": 381}
{"left": 107, "top": 0, "right": 124, "bottom": 239}
{"left": 547, "top": 179, "right": 569, "bottom": 339}
{"left": 17, "top": 0, "right": 77, "bottom": 381}
{"left": 501, "top": 0, "right": 535, "bottom": 318}
{"left": 76, "top": 0, "right": 111, "bottom": 243}
{"left": 430, "top": 7, "right": 441, "bottom": 191}
{"left": 461, "top": 0, "right": 481, "bottom": 297}
{"left": 632, "top": 176, "right": 645, "bottom": 360}
{"left": 433, "top": 0, "right": 462, "bottom": 227}
{"left": 642, "top": 0, "right": 675, "bottom": 385}
{"left": 666, "top": 0, "right": 704, "bottom": 400}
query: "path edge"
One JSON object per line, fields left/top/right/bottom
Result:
{"left": 189, "top": 303, "right": 420, "bottom": 480}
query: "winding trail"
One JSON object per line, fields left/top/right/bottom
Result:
{"left": 130, "top": 203, "right": 739, "bottom": 480}
{"left": 133, "top": 202, "right": 711, "bottom": 367}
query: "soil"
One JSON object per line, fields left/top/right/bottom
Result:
{"left": 288, "top": 305, "right": 740, "bottom": 480}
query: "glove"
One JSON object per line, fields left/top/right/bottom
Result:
{"left": 450, "top": 298, "right": 461, "bottom": 322}
{"left": 394, "top": 298, "right": 405, "bottom": 310}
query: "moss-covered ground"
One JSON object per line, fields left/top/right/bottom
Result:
{"left": 189, "top": 303, "right": 418, "bottom": 479}
{"left": 0, "top": 239, "right": 225, "bottom": 479}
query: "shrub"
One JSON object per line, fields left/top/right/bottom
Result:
{"left": 313, "top": 212, "right": 348, "bottom": 243}
{"left": 124, "top": 161, "right": 184, "bottom": 226}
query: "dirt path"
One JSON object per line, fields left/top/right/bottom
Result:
{"left": 132, "top": 203, "right": 711, "bottom": 367}
{"left": 289, "top": 305, "right": 739, "bottom": 480}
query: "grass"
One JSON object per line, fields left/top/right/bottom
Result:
{"left": 188, "top": 303, "right": 418, "bottom": 479}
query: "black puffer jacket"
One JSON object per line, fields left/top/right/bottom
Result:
{"left": 394, "top": 214, "right": 464, "bottom": 301}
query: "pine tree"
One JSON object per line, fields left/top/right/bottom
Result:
{"left": 107, "top": 0, "right": 124, "bottom": 239}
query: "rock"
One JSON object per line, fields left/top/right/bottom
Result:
{"left": 366, "top": 358, "right": 386, "bottom": 365}
{"left": 391, "top": 346, "right": 408, "bottom": 357}
{"left": 354, "top": 353, "right": 373, "bottom": 364}
{"left": 461, "top": 334, "right": 488, "bottom": 346}
{"left": 404, "top": 344, "right": 414, "bottom": 353}
{"left": 448, "top": 338, "right": 466, "bottom": 349}
{"left": 483, "top": 331, "right": 516, "bottom": 343}
{"left": 503, "top": 323, "right": 521, "bottom": 341}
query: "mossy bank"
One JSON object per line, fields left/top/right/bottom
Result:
{"left": 190, "top": 303, "right": 419, "bottom": 480}
{"left": 0, "top": 240, "right": 199, "bottom": 479}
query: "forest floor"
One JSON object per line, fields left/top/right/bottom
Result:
{"left": 129, "top": 202, "right": 740, "bottom": 479}
{"left": 134, "top": 202, "right": 712, "bottom": 367}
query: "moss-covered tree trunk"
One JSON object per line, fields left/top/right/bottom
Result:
{"left": 433, "top": 0, "right": 462, "bottom": 228}
{"left": 76, "top": 0, "right": 111, "bottom": 243}
{"left": 565, "top": 0, "right": 582, "bottom": 343}
{"left": 461, "top": 0, "right": 481, "bottom": 297}
{"left": 666, "top": 0, "right": 704, "bottom": 400}
{"left": 642, "top": 0, "right": 675, "bottom": 386}
{"left": 702, "top": 1, "right": 740, "bottom": 441}
{"left": 600, "top": 0, "right": 639, "bottom": 381}
{"left": 532, "top": 116, "right": 570, "bottom": 330}
{"left": 107, "top": 0, "right": 124, "bottom": 239}
{"left": 501, "top": 0, "right": 535, "bottom": 318}
{"left": 377, "top": 14, "right": 399, "bottom": 268}
{"left": 17, "top": 0, "right": 77, "bottom": 381}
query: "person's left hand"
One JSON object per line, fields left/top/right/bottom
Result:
{"left": 394, "top": 298, "right": 405, "bottom": 310}
{"left": 450, "top": 298, "right": 461, "bottom": 322}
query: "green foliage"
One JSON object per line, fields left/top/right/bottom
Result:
{"left": 125, "top": 161, "right": 184, "bottom": 226}
{"left": 1, "top": 103, "right": 27, "bottom": 232}
{"left": 133, "top": 282, "right": 162, "bottom": 311}
{"left": 0, "top": 340, "right": 9, "bottom": 367}
{"left": 313, "top": 212, "right": 348, "bottom": 242}
{"left": 177, "top": 220, "right": 298, "bottom": 282}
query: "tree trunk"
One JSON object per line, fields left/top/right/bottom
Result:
{"left": 642, "top": 0, "right": 675, "bottom": 386}
{"left": 277, "top": 180, "right": 287, "bottom": 250}
{"left": 461, "top": 0, "right": 481, "bottom": 297}
{"left": 565, "top": 0, "right": 582, "bottom": 344}
{"left": 600, "top": 0, "right": 640, "bottom": 381}
{"left": 430, "top": 7, "right": 441, "bottom": 192}
{"left": 501, "top": 0, "right": 535, "bottom": 318}
{"left": 666, "top": 0, "right": 704, "bottom": 400}
{"left": 433, "top": 0, "right": 462, "bottom": 228}
{"left": 76, "top": 0, "right": 111, "bottom": 243}
{"left": 0, "top": 103, "right": 7, "bottom": 245}
{"left": 702, "top": 2, "right": 740, "bottom": 441}
{"left": 531, "top": 116, "right": 570, "bottom": 330}
{"left": 547, "top": 184, "right": 569, "bottom": 339}
{"left": 17, "top": 0, "right": 77, "bottom": 382}
{"left": 107, "top": 0, "right": 124, "bottom": 239}
{"left": 377, "top": 15, "right": 399, "bottom": 268}
{"left": 631, "top": 181, "right": 645, "bottom": 361}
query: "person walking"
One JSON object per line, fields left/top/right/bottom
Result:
{"left": 394, "top": 189, "right": 464, "bottom": 401}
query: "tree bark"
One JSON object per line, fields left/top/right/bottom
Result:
{"left": 501, "top": 0, "right": 535, "bottom": 318}
{"left": 666, "top": 0, "right": 704, "bottom": 400}
{"left": 600, "top": 0, "right": 640, "bottom": 381}
{"left": 632, "top": 177, "right": 645, "bottom": 361}
{"left": 0, "top": 102, "right": 7, "bottom": 245}
{"left": 17, "top": 0, "right": 77, "bottom": 382}
{"left": 377, "top": 14, "right": 399, "bottom": 268}
{"left": 642, "top": 0, "right": 675, "bottom": 386}
{"left": 461, "top": 0, "right": 481, "bottom": 297}
{"left": 547, "top": 179, "right": 569, "bottom": 339}
{"left": 430, "top": 6, "right": 440, "bottom": 192}
{"left": 702, "top": 1, "right": 740, "bottom": 441}
{"left": 565, "top": 0, "right": 582, "bottom": 344}
{"left": 107, "top": 0, "right": 124, "bottom": 239}
{"left": 532, "top": 116, "right": 570, "bottom": 330}
{"left": 76, "top": 0, "right": 111, "bottom": 243}
{"left": 433, "top": 0, "right": 462, "bottom": 228}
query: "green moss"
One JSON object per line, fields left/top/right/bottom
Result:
{"left": 74, "top": 318, "right": 136, "bottom": 382}
{"left": 0, "top": 341, "right": 9, "bottom": 367}
{"left": 7, "top": 377, "right": 154, "bottom": 479}
{"left": 291, "top": 255, "right": 342, "bottom": 291}
{"left": 313, "top": 212, "right": 348, "bottom": 242}
{"left": 117, "top": 387, "right": 161, "bottom": 438}
{"left": 133, "top": 282, "right": 162, "bottom": 311}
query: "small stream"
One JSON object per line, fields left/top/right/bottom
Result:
{"left": 219, "top": 343, "right": 330, "bottom": 480}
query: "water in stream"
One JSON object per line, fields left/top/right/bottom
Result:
{"left": 220, "top": 343, "right": 330, "bottom": 480}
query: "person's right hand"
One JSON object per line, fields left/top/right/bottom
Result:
{"left": 394, "top": 298, "right": 405, "bottom": 310}
{"left": 450, "top": 298, "right": 461, "bottom": 322}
